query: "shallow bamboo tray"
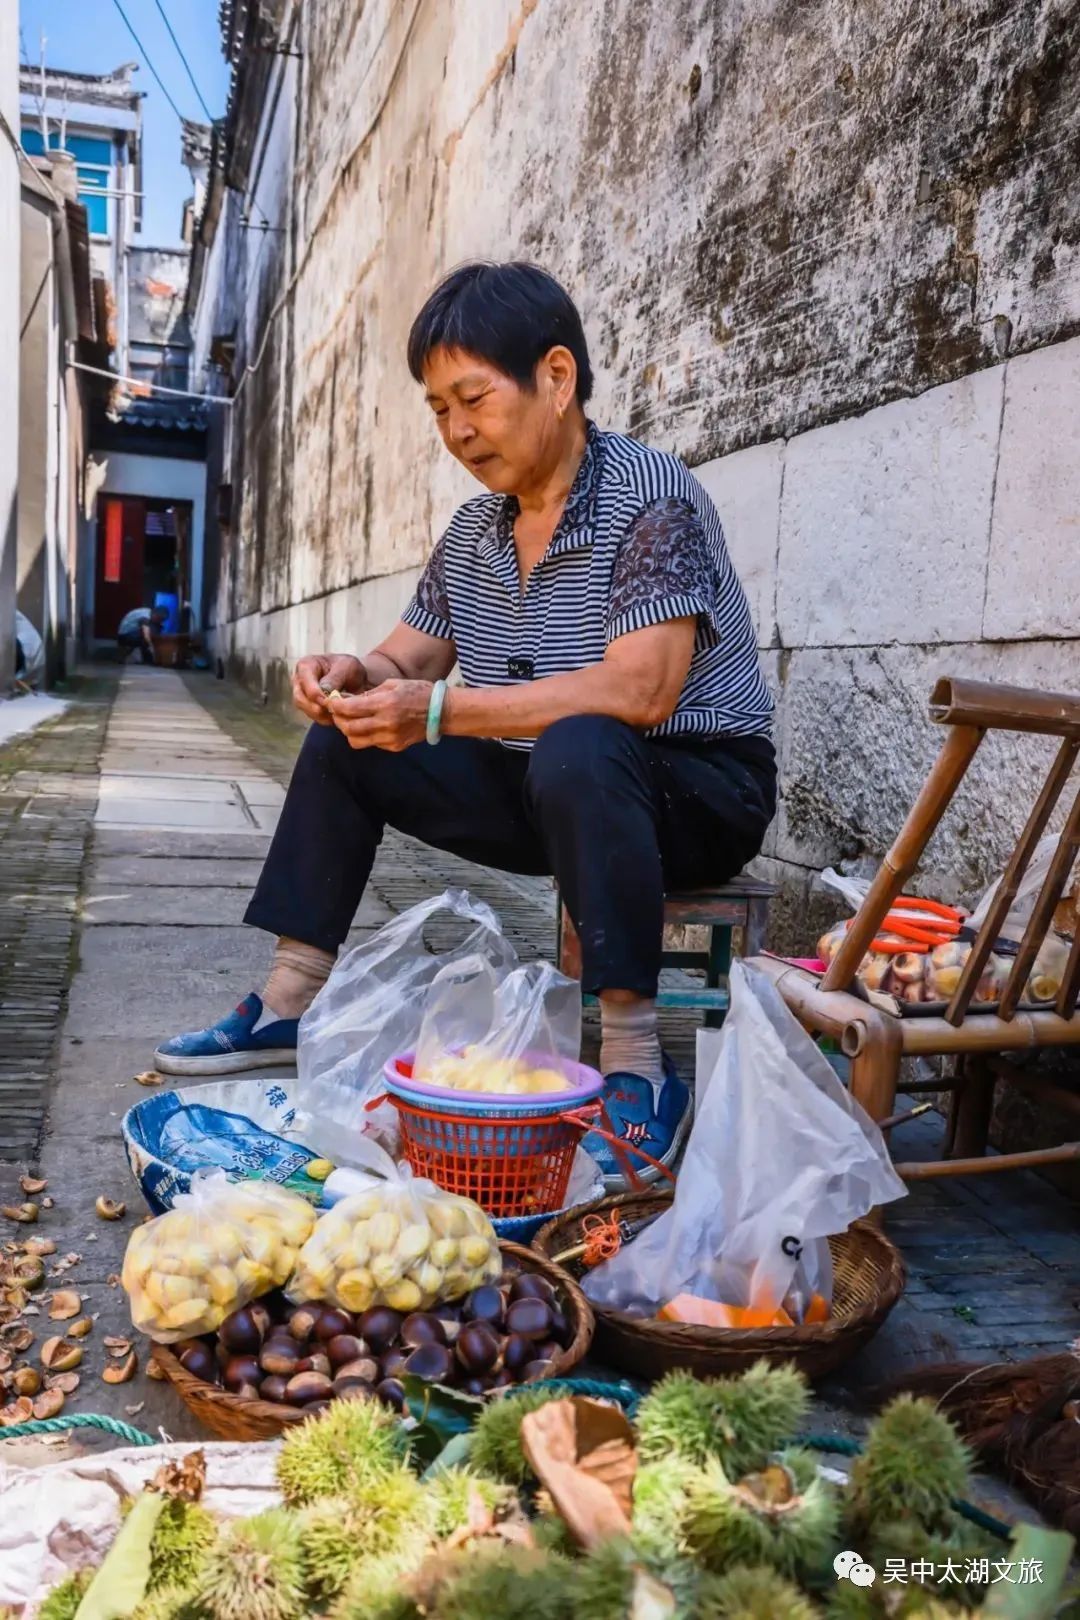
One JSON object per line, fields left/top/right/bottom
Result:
{"left": 532, "top": 1192, "right": 905, "bottom": 1382}
{"left": 150, "top": 1240, "right": 595, "bottom": 1442}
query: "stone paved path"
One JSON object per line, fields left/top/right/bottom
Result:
{"left": 0, "top": 668, "right": 1076, "bottom": 1483}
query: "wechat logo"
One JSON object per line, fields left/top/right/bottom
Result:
{"left": 834, "top": 1550, "right": 877, "bottom": 1587}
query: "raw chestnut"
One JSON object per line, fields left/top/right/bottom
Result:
{"left": 285, "top": 1370, "right": 333, "bottom": 1405}
{"left": 523, "top": 1358, "right": 556, "bottom": 1382}
{"left": 235, "top": 1382, "right": 262, "bottom": 1401}
{"left": 223, "top": 1355, "right": 262, "bottom": 1393}
{"left": 260, "top": 1374, "right": 289, "bottom": 1403}
{"left": 461, "top": 1375, "right": 492, "bottom": 1396}
{"left": 376, "top": 1377, "right": 405, "bottom": 1412}
{"left": 379, "top": 1347, "right": 409, "bottom": 1380}
{"left": 304, "top": 1400, "right": 333, "bottom": 1417}
{"left": 260, "top": 1340, "right": 303, "bottom": 1377}
{"left": 463, "top": 1286, "right": 504, "bottom": 1329}
{"left": 455, "top": 1321, "right": 501, "bottom": 1376}
{"left": 502, "top": 1334, "right": 534, "bottom": 1375}
{"left": 326, "top": 1333, "right": 368, "bottom": 1369}
{"left": 219, "top": 1307, "right": 266, "bottom": 1355}
{"left": 335, "top": 1375, "right": 375, "bottom": 1400}
{"left": 505, "top": 1297, "right": 553, "bottom": 1341}
{"left": 490, "top": 1368, "right": 515, "bottom": 1388}
{"left": 178, "top": 1342, "right": 219, "bottom": 1383}
{"left": 404, "top": 1342, "right": 454, "bottom": 1384}
{"left": 306, "top": 1351, "right": 332, "bottom": 1378}
{"left": 401, "top": 1312, "right": 446, "bottom": 1349}
{"left": 335, "top": 1355, "right": 379, "bottom": 1386}
{"left": 549, "top": 1305, "right": 571, "bottom": 1345}
{"left": 314, "top": 1308, "right": 354, "bottom": 1343}
{"left": 536, "top": 1340, "right": 563, "bottom": 1367}
{"left": 288, "top": 1305, "right": 321, "bottom": 1341}
{"left": 357, "top": 1307, "right": 402, "bottom": 1352}
{"left": 510, "top": 1273, "right": 555, "bottom": 1305}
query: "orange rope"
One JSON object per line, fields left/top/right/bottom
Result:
{"left": 581, "top": 1211, "right": 624, "bottom": 1267}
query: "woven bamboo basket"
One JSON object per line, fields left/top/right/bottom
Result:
{"left": 150, "top": 1240, "right": 595, "bottom": 1442}
{"left": 532, "top": 1192, "right": 905, "bottom": 1382}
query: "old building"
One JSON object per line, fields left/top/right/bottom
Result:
{"left": 189, "top": 0, "right": 1080, "bottom": 921}
{"left": 18, "top": 151, "right": 99, "bottom": 682}
{"left": 0, "top": 9, "right": 19, "bottom": 686}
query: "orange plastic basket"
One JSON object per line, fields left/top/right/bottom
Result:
{"left": 389, "top": 1093, "right": 594, "bottom": 1218}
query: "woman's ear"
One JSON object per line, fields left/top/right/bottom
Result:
{"left": 540, "top": 345, "right": 579, "bottom": 417}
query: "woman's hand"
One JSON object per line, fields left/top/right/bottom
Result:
{"left": 327, "top": 680, "right": 433, "bottom": 751}
{"left": 292, "top": 654, "right": 369, "bottom": 724}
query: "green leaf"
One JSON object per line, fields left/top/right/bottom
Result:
{"left": 75, "top": 1494, "right": 166, "bottom": 1620}
{"left": 421, "top": 1430, "right": 475, "bottom": 1481}
{"left": 979, "top": 1523, "right": 1075, "bottom": 1619}
{"left": 403, "top": 1376, "right": 485, "bottom": 1469}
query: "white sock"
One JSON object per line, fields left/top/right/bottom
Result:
{"left": 599, "top": 998, "right": 664, "bottom": 1090}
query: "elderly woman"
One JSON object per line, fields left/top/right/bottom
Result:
{"left": 156, "top": 262, "right": 775, "bottom": 1187}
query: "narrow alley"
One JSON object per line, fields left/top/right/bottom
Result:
{"left": 1, "top": 672, "right": 1078, "bottom": 1462}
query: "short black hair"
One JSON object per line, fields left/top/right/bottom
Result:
{"left": 407, "top": 261, "right": 593, "bottom": 404}
{"left": 150, "top": 605, "right": 169, "bottom": 620}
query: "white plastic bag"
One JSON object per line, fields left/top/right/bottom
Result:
{"left": 584, "top": 962, "right": 907, "bottom": 1319}
{"left": 967, "top": 832, "right": 1076, "bottom": 943}
{"left": 413, "top": 955, "right": 582, "bottom": 1090}
{"left": 295, "top": 891, "right": 517, "bottom": 1160}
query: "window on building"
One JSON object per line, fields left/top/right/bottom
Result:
{"left": 20, "top": 127, "right": 114, "bottom": 237}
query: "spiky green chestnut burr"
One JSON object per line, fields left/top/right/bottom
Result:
{"left": 684, "top": 1451, "right": 840, "bottom": 1580}
{"left": 695, "top": 1563, "right": 822, "bottom": 1619}
{"left": 37, "top": 1571, "right": 93, "bottom": 1620}
{"left": 423, "top": 1466, "right": 515, "bottom": 1539}
{"left": 847, "top": 1398, "right": 971, "bottom": 1537}
{"left": 469, "top": 1386, "right": 565, "bottom": 1486}
{"left": 301, "top": 1468, "right": 432, "bottom": 1600}
{"left": 637, "top": 1363, "right": 810, "bottom": 1477}
{"left": 196, "top": 1509, "right": 304, "bottom": 1620}
{"left": 147, "top": 1499, "right": 218, "bottom": 1593}
{"left": 329, "top": 1549, "right": 426, "bottom": 1620}
{"left": 631, "top": 1456, "right": 701, "bottom": 1563}
{"left": 134, "top": 1582, "right": 209, "bottom": 1620}
{"left": 434, "top": 1545, "right": 574, "bottom": 1620}
{"left": 573, "top": 1538, "right": 698, "bottom": 1620}
{"left": 275, "top": 1397, "right": 408, "bottom": 1507}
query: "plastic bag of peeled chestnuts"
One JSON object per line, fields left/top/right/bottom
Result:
{"left": 286, "top": 1150, "right": 500, "bottom": 1316}
{"left": 122, "top": 1169, "right": 317, "bottom": 1341}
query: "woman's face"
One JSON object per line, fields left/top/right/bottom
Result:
{"left": 421, "top": 345, "right": 576, "bottom": 495}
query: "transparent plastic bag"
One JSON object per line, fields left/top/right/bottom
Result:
{"left": 584, "top": 962, "right": 907, "bottom": 1320}
{"left": 968, "top": 833, "right": 1079, "bottom": 943}
{"left": 295, "top": 890, "right": 517, "bottom": 1159}
{"left": 413, "top": 955, "right": 582, "bottom": 1093}
{"left": 287, "top": 1136, "right": 500, "bottom": 1313}
{"left": 121, "top": 1169, "right": 317, "bottom": 1342}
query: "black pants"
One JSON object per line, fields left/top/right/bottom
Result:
{"left": 118, "top": 632, "right": 154, "bottom": 665}
{"left": 245, "top": 715, "right": 776, "bottom": 997}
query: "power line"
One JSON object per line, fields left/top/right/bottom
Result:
{"left": 109, "top": 0, "right": 187, "bottom": 126}
{"left": 153, "top": 0, "right": 214, "bottom": 122}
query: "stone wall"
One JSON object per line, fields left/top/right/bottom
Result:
{"left": 203, "top": 0, "right": 1080, "bottom": 935}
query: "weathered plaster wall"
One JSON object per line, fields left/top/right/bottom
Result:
{"left": 208, "top": 0, "right": 1080, "bottom": 924}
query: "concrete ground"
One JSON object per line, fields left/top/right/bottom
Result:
{"left": 0, "top": 668, "right": 1077, "bottom": 1518}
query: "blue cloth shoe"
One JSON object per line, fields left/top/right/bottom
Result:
{"left": 154, "top": 992, "right": 299, "bottom": 1076}
{"left": 583, "top": 1053, "right": 692, "bottom": 1191}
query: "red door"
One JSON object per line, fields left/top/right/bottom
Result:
{"left": 94, "top": 497, "right": 147, "bottom": 637}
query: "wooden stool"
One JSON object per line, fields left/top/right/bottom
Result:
{"left": 556, "top": 875, "right": 775, "bottom": 1027}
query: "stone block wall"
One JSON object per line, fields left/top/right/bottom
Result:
{"left": 203, "top": 0, "right": 1080, "bottom": 957}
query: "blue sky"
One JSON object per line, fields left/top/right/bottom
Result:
{"left": 19, "top": 0, "right": 231, "bottom": 246}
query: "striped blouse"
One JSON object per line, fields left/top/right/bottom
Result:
{"left": 402, "top": 422, "right": 774, "bottom": 752}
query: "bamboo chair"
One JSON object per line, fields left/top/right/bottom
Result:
{"left": 750, "top": 677, "right": 1080, "bottom": 1182}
